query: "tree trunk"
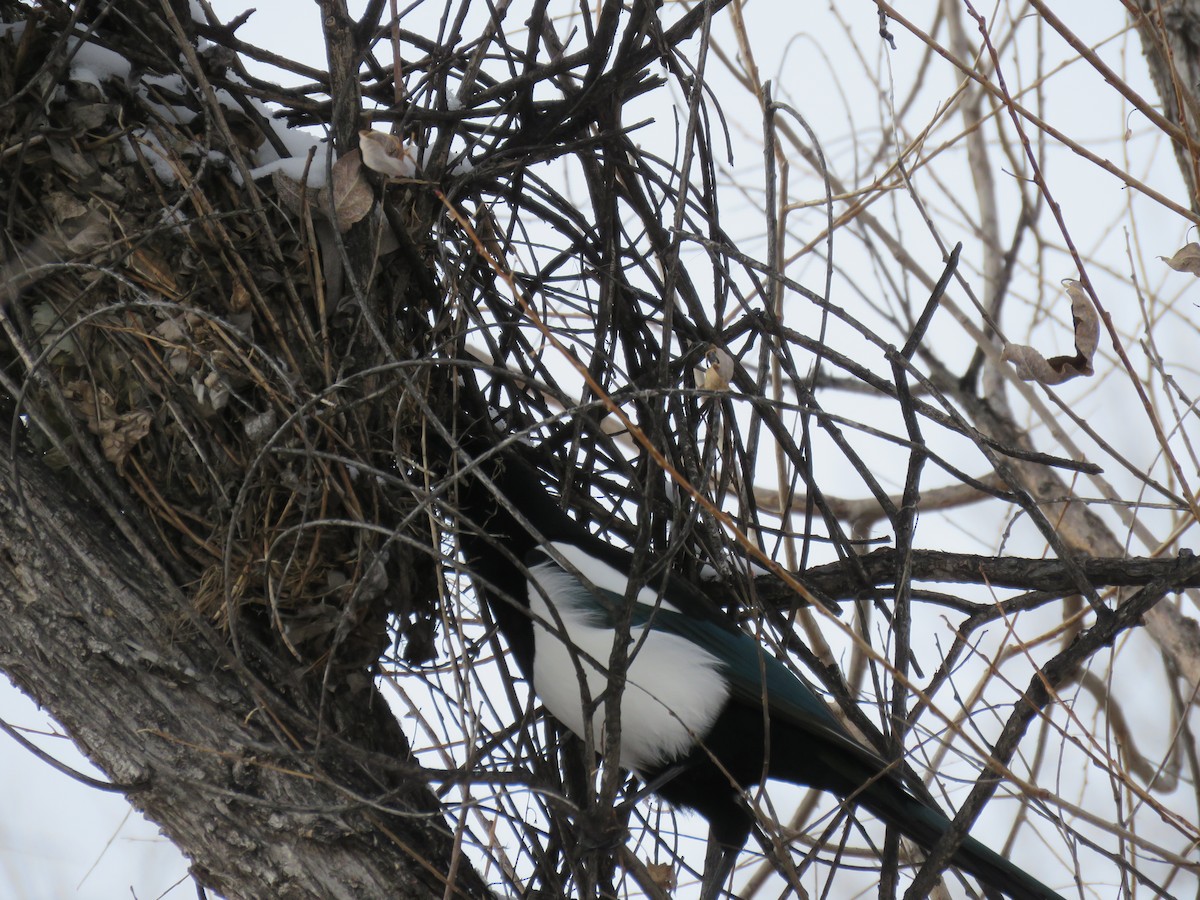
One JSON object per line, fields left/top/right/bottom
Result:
{"left": 1131, "top": 0, "right": 1200, "bottom": 210}
{"left": 0, "top": 455, "right": 486, "bottom": 900}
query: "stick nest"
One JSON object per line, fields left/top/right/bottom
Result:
{"left": 0, "top": 5, "right": 445, "bottom": 672}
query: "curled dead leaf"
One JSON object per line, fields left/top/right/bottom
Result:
{"left": 1001, "top": 279, "right": 1099, "bottom": 385}
{"left": 1160, "top": 242, "right": 1200, "bottom": 276}
{"left": 644, "top": 862, "right": 675, "bottom": 891}
{"left": 63, "top": 380, "right": 152, "bottom": 469}
{"left": 701, "top": 345, "right": 735, "bottom": 391}
{"left": 359, "top": 129, "right": 415, "bottom": 178}
{"left": 192, "top": 369, "right": 231, "bottom": 415}
{"left": 100, "top": 410, "right": 153, "bottom": 469}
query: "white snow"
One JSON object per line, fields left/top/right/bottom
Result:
{"left": 65, "top": 36, "right": 132, "bottom": 89}
{"left": 248, "top": 148, "right": 331, "bottom": 188}
{"left": 121, "top": 130, "right": 180, "bottom": 183}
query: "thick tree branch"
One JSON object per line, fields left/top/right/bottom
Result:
{"left": 764, "top": 546, "right": 1200, "bottom": 606}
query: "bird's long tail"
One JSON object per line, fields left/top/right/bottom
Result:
{"left": 852, "top": 774, "right": 1065, "bottom": 900}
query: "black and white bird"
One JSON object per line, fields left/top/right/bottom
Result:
{"left": 443, "top": 390, "right": 1065, "bottom": 900}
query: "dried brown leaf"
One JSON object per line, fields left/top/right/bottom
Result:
{"left": 318, "top": 149, "right": 373, "bottom": 232}
{"left": 47, "top": 138, "right": 97, "bottom": 180}
{"left": 45, "top": 191, "right": 88, "bottom": 221}
{"left": 1063, "top": 279, "right": 1099, "bottom": 361}
{"left": 474, "top": 202, "right": 505, "bottom": 262}
{"left": 153, "top": 316, "right": 187, "bottom": 343}
{"left": 1160, "top": 242, "right": 1200, "bottom": 275}
{"left": 63, "top": 380, "right": 152, "bottom": 468}
{"left": 701, "top": 345, "right": 735, "bottom": 390}
{"left": 101, "top": 410, "right": 153, "bottom": 469}
{"left": 229, "top": 277, "right": 252, "bottom": 312}
{"left": 645, "top": 862, "right": 675, "bottom": 891}
{"left": 63, "top": 380, "right": 113, "bottom": 424}
{"left": 272, "top": 169, "right": 309, "bottom": 218}
{"left": 1001, "top": 279, "right": 1099, "bottom": 385}
{"left": 358, "top": 129, "right": 415, "bottom": 178}
{"left": 156, "top": 316, "right": 193, "bottom": 376}
{"left": 192, "top": 369, "right": 231, "bottom": 415}
{"left": 126, "top": 247, "right": 180, "bottom": 298}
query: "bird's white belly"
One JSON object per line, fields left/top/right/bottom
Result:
{"left": 527, "top": 557, "right": 730, "bottom": 773}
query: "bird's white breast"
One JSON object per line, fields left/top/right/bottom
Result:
{"left": 527, "top": 543, "right": 730, "bottom": 773}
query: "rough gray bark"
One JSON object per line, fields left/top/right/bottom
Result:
{"left": 1132, "top": 0, "right": 1200, "bottom": 210}
{"left": 0, "top": 447, "right": 487, "bottom": 900}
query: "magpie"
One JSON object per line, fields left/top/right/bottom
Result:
{"left": 443, "top": 401, "right": 1066, "bottom": 900}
